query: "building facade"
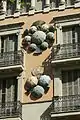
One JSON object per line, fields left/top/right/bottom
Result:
{"left": 0, "top": 0, "right": 80, "bottom": 120}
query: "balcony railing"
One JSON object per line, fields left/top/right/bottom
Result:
{"left": 0, "top": 50, "right": 23, "bottom": 67}
{"left": 52, "top": 95, "right": 80, "bottom": 113}
{"left": 52, "top": 42, "right": 80, "bottom": 60}
{"left": 0, "top": 101, "right": 22, "bottom": 119}
{"left": 41, "top": 95, "right": 80, "bottom": 120}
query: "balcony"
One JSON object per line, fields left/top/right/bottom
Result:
{"left": 51, "top": 95, "right": 80, "bottom": 117}
{"left": 51, "top": 42, "right": 80, "bottom": 64}
{"left": 0, "top": 101, "right": 22, "bottom": 119}
{"left": 41, "top": 95, "right": 80, "bottom": 120}
{"left": 52, "top": 95, "right": 80, "bottom": 113}
{"left": 0, "top": 50, "right": 23, "bottom": 71}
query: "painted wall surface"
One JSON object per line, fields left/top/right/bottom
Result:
{"left": 23, "top": 48, "right": 53, "bottom": 103}
{"left": 22, "top": 102, "right": 51, "bottom": 120}
{"left": 0, "top": 8, "right": 80, "bottom": 27}
{"left": 0, "top": 8, "right": 80, "bottom": 103}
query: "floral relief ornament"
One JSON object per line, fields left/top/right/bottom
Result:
{"left": 22, "top": 20, "right": 56, "bottom": 54}
{"left": 24, "top": 66, "right": 52, "bottom": 99}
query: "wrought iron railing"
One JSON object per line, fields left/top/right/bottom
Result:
{"left": 41, "top": 95, "right": 80, "bottom": 120}
{"left": 52, "top": 95, "right": 80, "bottom": 113}
{"left": 52, "top": 42, "right": 80, "bottom": 60}
{"left": 0, "top": 101, "right": 22, "bottom": 119}
{"left": 0, "top": 50, "right": 23, "bottom": 67}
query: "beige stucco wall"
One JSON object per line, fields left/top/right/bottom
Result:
{"left": 0, "top": 8, "right": 80, "bottom": 103}
{"left": 0, "top": 8, "right": 80, "bottom": 29}
{"left": 22, "top": 48, "right": 53, "bottom": 103}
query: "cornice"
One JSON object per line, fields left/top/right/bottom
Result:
{"left": 53, "top": 13, "right": 80, "bottom": 24}
{"left": 0, "top": 22, "right": 24, "bottom": 31}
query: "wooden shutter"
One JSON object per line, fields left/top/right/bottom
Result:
{"left": 4, "top": 36, "right": 8, "bottom": 52}
{"left": 0, "top": 80, "right": 2, "bottom": 103}
{"left": 62, "top": 71, "right": 68, "bottom": 96}
{"left": 11, "top": 79, "right": 15, "bottom": 102}
{"left": 63, "top": 27, "right": 72, "bottom": 44}
{"left": 0, "top": 78, "right": 17, "bottom": 105}
{"left": 6, "top": 79, "right": 12, "bottom": 102}
{"left": 63, "top": 27, "right": 73, "bottom": 56}
{"left": 6, "top": 78, "right": 17, "bottom": 102}
{"left": 14, "top": 34, "right": 18, "bottom": 52}
{"left": 76, "top": 26, "right": 80, "bottom": 43}
{"left": 9, "top": 35, "right": 15, "bottom": 52}
{"left": 62, "top": 70, "right": 80, "bottom": 109}
{"left": 62, "top": 70, "right": 80, "bottom": 96}
{"left": 67, "top": 71, "right": 74, "bottom": 95}
{"left": 3, "top": 34, "right": 18, "bottom": 52}
{"left": 78, "top": 70, "right": 80, "bottom": 94}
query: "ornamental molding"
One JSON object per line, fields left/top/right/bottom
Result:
{"left": 22, "top": 20, "right": 55, "bottom": 55}
{"left": 53, "top": 13, "right": 80, "bottom": 24}
{"left": 0, "top": 22, "right": 24, "bottom": 32}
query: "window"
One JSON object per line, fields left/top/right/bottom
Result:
{"left": 65, "top": 0, "right": 74, "bottom": 7}
{"left": 21, "top": 0, "right": 31, "bottom": 13}
{"left": 62, "top": 25, "right": 80, "bottom": 44}
{"left": 62, "top": 69, "right": 80, "bottom": 96}
{"left": 50, "top": 0, "right": 74, "bottom": 9}
{"left": 55, "top": 25, "right": 80, "bottom": 59}
{"left": 0, "top": 34, "right": 18, "bottom": 64}
{"left": 7, "top": 0, "right": 16, "bottom": 15}
{"left": 62, "top": 70, "right": 80, "bottom": 108}
{"left": 1, "top": 34, "right": 18, "bottom": 54}
{"left": 50, "top": 0, "right": 60, "bottom": 8}
{"left": 35, "top": 0, "right": 43, "bottom": 11}
{"left": 0, "top": 77, "right": 17, "bottom": 104}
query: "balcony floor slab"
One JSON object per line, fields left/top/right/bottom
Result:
{"left": 51, "top": 57, "right": 80, "bottom": 65}
{"left": 51, "top": 111, "right": 80, "bottom": 117}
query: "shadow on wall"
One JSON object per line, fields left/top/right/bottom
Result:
{"left": 42, "top": 52, "right": 53, "bottom": 80}
{"left": 40, "top": 102, "right": 53, "bottom": 120}
{"left": 49, "top": 19, "right": 54, "bottom": 24}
